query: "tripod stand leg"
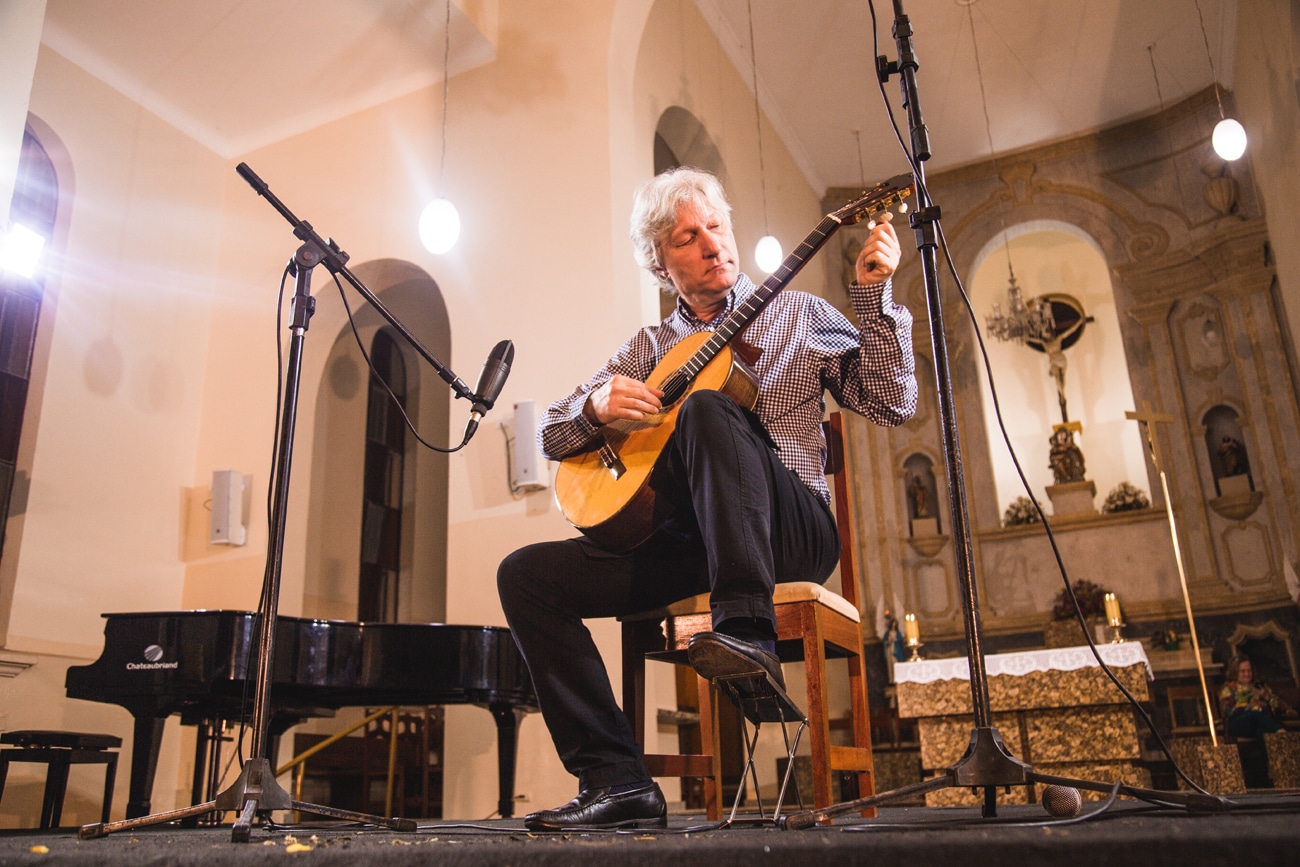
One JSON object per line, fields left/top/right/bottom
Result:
{"left": 782, "top": 773, "right": 954, "bottom": 829}
{"left": 79, "top": 800, "right": 220, "bottom": 839}
{"left": 231, "top": 799, "right": 259, "bottom": 843}
{"left": 289, "top": 801, "right": 418, "bottom": 830}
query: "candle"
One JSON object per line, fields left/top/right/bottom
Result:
{"left": 1104, "top": 593, "right": 1121, "bottom": 627}
{"left": 903, "top": 613, "right": 920, "bottom": 645}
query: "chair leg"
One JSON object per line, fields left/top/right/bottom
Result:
{"left": 41, "top": 752, "right": 72, "bottom": 829}
{"left": 845, "top": 645, "right": 877, "bottom": 815}
{"left": 802, "top": 624, "right": 835, "bottom": 812}
{"left": 101, "top": 753, "right": 119, "bottom": 824}
{"left": 696, "top": 673, "right": 722, "bottom": 820}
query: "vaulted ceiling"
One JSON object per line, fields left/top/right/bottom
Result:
{"left": 40, "top": 0, "right": 1237, "bottom": 192}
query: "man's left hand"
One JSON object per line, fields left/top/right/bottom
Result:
{"left": 855, "top": 212, "right": 902, "bottom": 283}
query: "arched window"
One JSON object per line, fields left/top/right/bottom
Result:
{"left": 0, "top": 130, "right": 57, "bottom": 557}
{"left": 358, "top": 330, "right": 408, "bottom": 622}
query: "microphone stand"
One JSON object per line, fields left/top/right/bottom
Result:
{"left": 80, "top": 165, "right": 478, "bottom": 842}
{"left": 782, "top": 0, "right": 1230, "bottom": 828}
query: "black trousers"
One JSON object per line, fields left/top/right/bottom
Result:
{"left": 497, "top": 390, "right": 840, "bottom": 790}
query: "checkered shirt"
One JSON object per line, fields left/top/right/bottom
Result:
{"left": 538, "top": 273, "right": 917, "bottom": 504}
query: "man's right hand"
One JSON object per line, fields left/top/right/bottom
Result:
{"left": 586, "top": 375, "right": 664, "bottom": 425}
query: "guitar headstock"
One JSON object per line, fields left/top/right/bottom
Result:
{"left": 830, "top": 173, "right": 916, "bottom": 227}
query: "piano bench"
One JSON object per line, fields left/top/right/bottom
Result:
{"left": 0, "top": 730, "right": 121, "bottom": 828}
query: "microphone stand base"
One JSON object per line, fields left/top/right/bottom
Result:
{"left": 781, "top": 725, "right": 1234, "bottom": 829}
{"left": 80, "top": 759, "right": 418, "bottom": 842}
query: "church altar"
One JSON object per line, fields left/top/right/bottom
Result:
{"left": 895, "top": 643, "right": 1153, "bottom": 806}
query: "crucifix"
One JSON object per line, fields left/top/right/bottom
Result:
{"left": 1125, "top": 401, "right": 1218, "bottom": 746}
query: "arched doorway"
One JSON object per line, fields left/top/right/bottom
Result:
{"left": 303, "top": 262, "right": 451, "bottom": 625}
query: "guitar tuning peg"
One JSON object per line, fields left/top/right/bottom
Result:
{"left": 899, "top": 201, "right": 909, "bottom": 214}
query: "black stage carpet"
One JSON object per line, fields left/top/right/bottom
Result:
{"left": 1, "top": 797, "right": 1297, "bottom": 866}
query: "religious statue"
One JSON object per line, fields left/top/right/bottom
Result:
{"left": 1218, "top": 435, "right": 1248, "bottom": 477}
{"left": 881, "top": 609, "right": 905, "bottom": 664}
{"left": 1049, "top": 426, "right": 1087, "bottom": 485}
{"left": 909, "top": 474, "right": 930, "bottom": 519}
{"left": 1027, "top": 298, "right": 1094, "bottom": 425}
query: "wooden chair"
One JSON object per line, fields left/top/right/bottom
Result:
{"left": 619, "top": 412, "right": 875, "bottom": 820}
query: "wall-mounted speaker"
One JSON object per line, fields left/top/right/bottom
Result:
{"left": 511, "top": 400, "right": 549, "bottom": 492}
{"left": 210, "top": 469, "right": 247, "bottom": 545}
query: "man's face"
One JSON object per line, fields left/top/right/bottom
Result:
{"left": 659, "top": 198, "right": 739, "bottom": 318}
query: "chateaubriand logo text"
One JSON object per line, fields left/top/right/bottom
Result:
{"left": 126, "top": 644, "right": 178, "bottom": 670}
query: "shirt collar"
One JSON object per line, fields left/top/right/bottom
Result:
{"left": 673, "top": 273, "right": 757, "bottom": 325}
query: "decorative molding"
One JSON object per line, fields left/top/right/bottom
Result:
{"left": 0, "top": 652, "right": 37, "bottom": 678}
{"left": 1208, "top": 490, "right": 1264, "bottom": 521}
{"left": 906, "top": 533, "right": 949, "bottom": 558}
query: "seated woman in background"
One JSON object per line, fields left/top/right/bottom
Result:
{"left": 1219, "top": 655, "right": 1296, "bottom": 738}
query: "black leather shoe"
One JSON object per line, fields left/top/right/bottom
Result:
{"left": 688, "top": 631, "right": 786, "bottom": 692}
{"left": 524, "top": 782, "right": 667, "bottom": 831}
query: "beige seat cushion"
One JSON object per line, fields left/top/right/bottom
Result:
{"left": 622, "top": 581, "right": 859, "bottom": 624}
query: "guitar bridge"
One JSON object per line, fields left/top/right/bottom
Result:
{"left": 597, "top": 442, "right": 626, "bottom": 480}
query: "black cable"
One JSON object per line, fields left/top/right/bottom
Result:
{"left": 331, "top": 272, "right": 470, "bottom": 454}
{"left": 864, "top": 0, "right": 1213, "bottom": 798}
{"left": 228, "top": 260, "right": 297, "bottom": 783}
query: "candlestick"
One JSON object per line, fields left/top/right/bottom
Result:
{"left": 1104, "top": 593, "right": 1121, "bottom": 627}
{"left": 903, "top": 613, "right": 923, "bottom": 660}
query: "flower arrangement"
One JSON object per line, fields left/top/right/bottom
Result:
{"left": 1002, "top": 496, "right": 1040, "bottom": 527}
{"left": 1051, "top": 579, "right": 1109, "bottom": 622}
{"left": 1102, "top": 481, "right": 1150, "bottom": 514}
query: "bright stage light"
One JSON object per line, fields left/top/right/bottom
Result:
{"left": 419, "top": 198, "right": 461, "bottom": 254}
{"left": 0, "top": 223, "right": 46, "bottom": 278}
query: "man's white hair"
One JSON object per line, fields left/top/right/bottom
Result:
{"left": 629, "top": 167, "right": 732, "bottom": 294}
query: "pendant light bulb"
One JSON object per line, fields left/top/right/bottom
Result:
{"left": 755, "top": 234, "right": 782, "bottom": 274}
{"left": 1211, "top": 117, "right": 1247, "bottom": 161}
{"left": 419, "top": 198, "right": 461, "bottom": 254}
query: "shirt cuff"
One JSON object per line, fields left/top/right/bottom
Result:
{"left": 847, "top": 277, "right": 892, "bottom": 318}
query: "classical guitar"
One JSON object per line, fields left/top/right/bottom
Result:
{"left": 554, "top": 174, "right": 915, "bottom": 552}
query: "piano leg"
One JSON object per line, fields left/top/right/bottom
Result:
{"left": 489, "top": 704, "right": 527, "bottom": 819}
{"left": 126, "top": 716, "right": 166, "bottom": 819}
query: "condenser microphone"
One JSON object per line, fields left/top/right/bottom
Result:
{"left": 462, "top": 339, "right": 515, "bottom": 443}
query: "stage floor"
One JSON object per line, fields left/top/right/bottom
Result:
{"left": 2, "top": 796, "right": 1298, "bottom": 866}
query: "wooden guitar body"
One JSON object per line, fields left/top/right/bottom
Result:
{"left": 553, "top": 332, "right": 758, "bottom": 552}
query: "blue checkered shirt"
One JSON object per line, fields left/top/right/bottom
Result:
{"left": 538, "top": 273, "right": 917, "bottom": 504}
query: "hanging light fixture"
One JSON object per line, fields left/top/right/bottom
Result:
{"left": 419, "top": 0, "right": 461, "bottom": 254}
{"left": 1193, "top": 0, "right": 1246, "bottom": 161}
{"left": 746, "top": 0, "right": 781, "bottom": 274}
{"left": 967, "top": 4, "right": 1054, "bottom": 346}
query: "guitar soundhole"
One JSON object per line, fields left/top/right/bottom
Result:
{"left": 660, "top": 371, "right": 690, "bottom": 407}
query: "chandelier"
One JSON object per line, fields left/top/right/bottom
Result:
{"left": 986, "top": 269, "right": 1055, "bottom": 345}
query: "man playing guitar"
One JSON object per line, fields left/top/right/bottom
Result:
{"left": 498, "top": 167, "right": 916, "bottom": 831}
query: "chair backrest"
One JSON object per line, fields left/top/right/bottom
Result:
{"left": 823, "top": 412, "right": 860, "bottom": 612}
{"left": 1225, "top": 621, "right": 1299, "bottom": 690}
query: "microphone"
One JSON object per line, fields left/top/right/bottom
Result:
{"left": 462, "top": 339, "right": 515, "bottom": 443}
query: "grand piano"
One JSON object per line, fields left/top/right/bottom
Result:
{"left": 65, "top": 611, "right": 538, "bottom": 820}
